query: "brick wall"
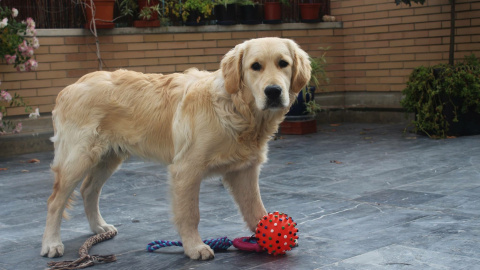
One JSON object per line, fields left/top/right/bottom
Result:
{"left": 329, "top": 0, "right": 480, "bottom": 103}
{"left": 0, "top": 24, "right": 342, "bottom": 116}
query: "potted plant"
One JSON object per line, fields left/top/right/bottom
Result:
{"left": 401, "top": 54, "right": 480, "bottom": 138}
{"left": 182, "top": 0, "right": 215, "bottom": 25}
{"left": 214, "top": 0, "right": 237, "bottom": 25}
{"left": 164, "top": 0, "right": 183, "bottom": 26}
{"left": 263, "top": 0, "right": 289, "bottom": 24}
{"left": 115, "top": 0, "right": 137, "bottom": 27}
{"left": 237, "top": 0, "right": 261, "bottom": 25}
{"left": 280, "top": 49, "right": 329, "bottom": 135}
{"left": 83, "top": 0, "right": 116, "bottom": 29}
{"left": 0, "top": 6, "right": 37, "bottom": 135}
{"left": 134, "top": 0, "right": 161, "bottom": 27}
{"left": 299, "top": 0, "right": 321, "bottom": 22}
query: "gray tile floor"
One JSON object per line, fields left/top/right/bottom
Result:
{"left": 1, "top": 123, "right": 479, "bottom": 270}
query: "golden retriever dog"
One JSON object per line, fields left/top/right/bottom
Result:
{"left": 41, "top": 37, "right": 311, "bottom": 260}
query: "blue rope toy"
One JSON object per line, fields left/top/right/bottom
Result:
{"left": 147, "top": 237, "right": 233, "bottom": 252}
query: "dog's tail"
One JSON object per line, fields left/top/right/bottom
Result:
{"left": 48, "top": 163, "right": 79, "bottom": 220}
{"left": 63, "top": 191, "right": 78, "bottom": 220}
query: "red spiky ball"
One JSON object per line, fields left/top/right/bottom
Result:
{"left": 255, "top": 212, "right": 299, "bottom": 255}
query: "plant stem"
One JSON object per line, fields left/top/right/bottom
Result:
{"left": 87, "top": 0, "right": 103, "bottom": 70}
{"left": 449, "top": 0, "right": 455, "bottom": 66}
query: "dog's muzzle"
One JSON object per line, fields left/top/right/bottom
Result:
{"left": 264, "top": 85, "right": 283, "bottom": 109}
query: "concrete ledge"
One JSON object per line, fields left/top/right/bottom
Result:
{"left": 0, "top": 130, "right": 53, "bottom": 158}
{"left": 316, "top": 109, "right": 413, "bottom": 124}
{"left": 316, "top": 91, "right": 404, "bottom": 109}
{"left": 37, "top": 22, "right": 343, "bottom": 37}
{"left": 315, "top": 91, "right": 412, "bottom": 124}
{"left": 0, "top": 115, "right": 54, "bottom": 157}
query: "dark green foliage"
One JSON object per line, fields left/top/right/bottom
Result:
{"left": 401, "top": 54, "right": 480, "bottom": 138}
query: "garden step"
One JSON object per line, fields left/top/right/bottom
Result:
{"left": 0, "top": 114, "right": 54, "bottom": 157}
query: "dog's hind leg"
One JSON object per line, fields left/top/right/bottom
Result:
{"left": 80, "top": 151, "right": 126, "bottom": 235}
{"left": 41, "top": 145, "right": 103, "bottom": 258}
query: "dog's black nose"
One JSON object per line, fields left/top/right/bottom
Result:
{"left": 264, "top": 85, "right": 282, "bottom": 100}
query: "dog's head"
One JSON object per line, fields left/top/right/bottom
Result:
{"left": 221, "top": 37, "right": 311, "bottom": 112}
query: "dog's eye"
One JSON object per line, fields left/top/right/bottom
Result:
{"left": 251, "top": 62, "right": 261, "bottom": 71}
{"left": 279, "top": 60, "right": 289, "bottom": 68}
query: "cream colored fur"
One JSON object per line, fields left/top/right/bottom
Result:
{"left": 41, "top": 37, "right": 311, "bottom": 260}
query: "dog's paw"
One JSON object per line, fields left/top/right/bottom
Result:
{"left": 91, "top": 223, "right": 117, "bottom": 234}
{"left": 184, "top": 243, "right": 215, "bottom": 260}
{"left": 41, "top": 242, "right": 64, "bottom": 258}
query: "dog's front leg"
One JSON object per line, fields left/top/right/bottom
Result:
{"left": 169, "top": 164, "right": 214, "bottom": 260}
{"left": 223, "top": 164, "right": 268, "bottom": 232}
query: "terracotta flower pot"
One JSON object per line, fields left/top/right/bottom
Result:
{"left": 84, "top": 0, "right": 115, "bottom": 29}
{"left": 138, "top": 0, "right": 160, "bottom": 21}
{"left": 264, "top": 2, "right": 281, "bottom": 23}
{"left": 133, "top": 20, "right": 161, "bottom": 27}
{"left": 299, "top": 3, "right": 321, "bottom": 22}
{"left": 135, "top": 0, "right": 160, "bottom": 27}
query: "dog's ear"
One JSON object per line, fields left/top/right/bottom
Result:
{"left": 221, "top": 43, "right": 244, "bottom": 94}
{"left": 288, "top": 40, "right": 312, "bottom": 94}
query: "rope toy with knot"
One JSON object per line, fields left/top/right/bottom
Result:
{"left": 147, "top": 237, "right": 233, "bottom": 252}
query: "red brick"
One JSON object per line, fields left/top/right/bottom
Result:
{"left": 189, "top": 56, "right": 218, "bottom": 63}
{"left": 144, "top": 34, "right": 174, "bottom": 42}
{"left": 414, "top": 6, "right": 442, "bottom": 15}
{"left": 365, "top": 55, "right": 389, "bottom": 62}
{"left": 204, "top": 32, "right": 231, "bottom": 40}
{"left": 127, "top": 43, "right": 157, "bottom": 51}
{"left": 158, "top": 57, "right": 189, "bottom": 65}
{"left": 416, "top": 52, "right": 443, "bottom": 61}
{"left": 414, "top": 37, "right": 442, "bottom": 45}
{"left": 364, "top": 26, "right": 388, "bottom": 33}
{"left": 364, "top": 11, "right": 389, "bottom": 20}
{"left": 403, "top": 46, "right": 429, "bottom": 53}
{"left": 188, "top": 40, "right": 217, "bottom": 48}
{"left": 113, "top": 35, "right": 144, "bottom": 43}
{"left": 390, "top": 39, "right": 415, "bottom": 47}
{"left": 157, "top": 42, "right": 188, "bottom": 50}
{"left": 390, "top": 54, "right": 414, "bottom": 61}
{"left": 389, "top": 24, "right": 414, "bottom": 32}
{"left": 174, "top": 33, "right": 203, "bottom": 41}
{"left": 282, "top": 30, "right": 308, "bottom": 37}
{"left": 232, "top": 32, "right": 257, "bottom": 39}
{"left": 174, "top": 49, "right": 204, "bottom": 57}
{"left": 146, "top": 65, "right": 176, "bottom": 74}
{"left": 257, "top": 31, "right": 282, "bottom": 38}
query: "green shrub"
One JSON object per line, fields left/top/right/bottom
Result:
{"left": 401, "top": 54, "right": 480, "bottom": 138}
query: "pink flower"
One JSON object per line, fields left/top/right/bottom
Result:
{"left": 25, "top": 17, "right": 35, "bottom": 32}
{"left": 30, "top": 37, "right": 40, "bottom": 49}
{"left": 22, "top": 47, "right": 34, "bottom": 57}
{"left": 26, "top": 28, "right": 36, "bottom": 37}
{"left": 4, "top": 54, "right": 16, "bottom": 64}
{"left": 26, "top": 59, "right": 38, "bottom": 71}
{"left": 23, "top": 18, "right": 37, "bottom": 37}
{"left": 1, "top": 90, "right": 12, "bottom": 102}
{"left": 12, "top": 122, "right": 22, "bottom": 134}
{"left": 16, "top": 63, "right": 26, "bottom": 72}
{"left": 12, "top": 8, "right": 18, "bottom": 18}
{"left": 18, "top": 40, "right": 28, "bottom": 52}
{"left": 0, "top": 18, "right": 7, "bottom": 28}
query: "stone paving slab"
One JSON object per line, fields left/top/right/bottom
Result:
{"left": 0, "top": 123, "right": 479, "bottom": 270}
